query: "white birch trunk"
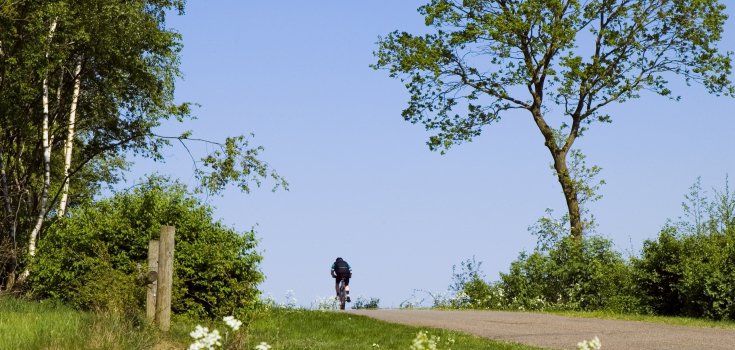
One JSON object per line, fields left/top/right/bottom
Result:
{"left": 19, "top": 19, "right": 57, "bottom": 283}
{"left": 58, "top": 59, "right": 82, "bottom": 217}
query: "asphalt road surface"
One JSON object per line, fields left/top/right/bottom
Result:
{"left": 347, "top": 310, "right": 735, "bottom": 349}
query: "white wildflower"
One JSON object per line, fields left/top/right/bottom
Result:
{"left": 577, "top": 336, "right": 601, "bottom": 350}
{"left": 254, "top": 342, "right": 272, "bottom": 350}
{"left": 410, "top": 331, "right": 438, "bottom": 350}
{"left": 223, "top": 316, "right": 243, "bottom": 331}
{"left": 188, "top": 325, "right": 222, "bottom": 350}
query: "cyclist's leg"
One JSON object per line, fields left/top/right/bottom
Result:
{"left": 335, "top": 278, "right": 340, "bottom": 297}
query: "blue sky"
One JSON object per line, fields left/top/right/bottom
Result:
{"left": 124, "top": 1, "right": 735, "bottom": 307}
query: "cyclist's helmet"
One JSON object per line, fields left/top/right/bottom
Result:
{"left": 335, "top": 257, "right": 343, "bottom": 262}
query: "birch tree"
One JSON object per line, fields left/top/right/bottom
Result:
{"left": 57, "top": 58, "right": 82, "bottom": 217}
{"left": 0, "top": 0, "right": 286, "bottom": 288}
{"left": 26, "top": 18, "right": 57, "bottom": 266}
{"left": 373, "top": 0, "right": 734, "bottom": 239}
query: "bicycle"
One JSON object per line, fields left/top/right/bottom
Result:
{"left": 337, "top": 277, "right": 348, "bottom": 310}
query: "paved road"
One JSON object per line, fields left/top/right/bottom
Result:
{"left": 347, "top": 310, "right": 735, "bottom": 349}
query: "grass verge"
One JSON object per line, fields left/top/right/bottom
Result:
{"left": 535, "top": 309, "right": 735, "bottom": 330}
{"left": 423, "top": 306, "right": 735, "bottom": 330}
{"left": 0, "top": 296, "right": 220, "bottom": 350}
{"left": 404, "top": 306, "right": 735, "bottom": 330}
{"left": 246, "top": 308, "right": 551, "bottom": 350}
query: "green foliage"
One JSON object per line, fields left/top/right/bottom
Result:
{"left": 351, "top": 296, "right": 380, "bottom": 310}
{"left": 0, "top": 0, "right": 286, "bottom": 286}
{"left": 442, "top": 256, "right": 505, "bottom": 309}
{"left": 373, "top": 0, "right": 734, "bottom": 238}
{"left": 442, "top": 238, "right": 640, "bottom": 313}
{"left": 185, "top": 133, "right": 289, "bottom": 195}
{"left": 500, "top": 235, "right": 641, "bottom": 313}
{"left": 446, "top": 176, "right": 735, "bottom": 320}
{"left": 0, "top": 0, "right": 189, "bottom": 242}
{"left": 373, "top": 0, "right": 734, "bottom": 153}
{"left": 29, "top": 175, "right": 264, "bottom": 319}
{"left": 633, "top": 176, "right": 735, "bottom": 320}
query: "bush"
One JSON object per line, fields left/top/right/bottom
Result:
{"left": 442, "top": 257, "right": 506, "bottom": 309}
{"left": 447, "top": 238, "right": 643, "bottom": 313}
{"left": 352, "top": 296, "right": 380, "bottom": 309}
{"left": 500, "top": 235, "right": 642, "bottom": 312}
{"left": 635, "top": 228, "right": 735, "bottom": 319}
{"left": 30, "top": 176, "right": 264, "bottom": 319}
{"left": 633, "top": 177, "right": 735, "bottom": 320}
{"left": 447, "top": 177, "right": 735, "bottom": 319}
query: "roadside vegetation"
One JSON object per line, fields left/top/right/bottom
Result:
{"left": 1, "top": 292, "right": 555, "bottom": 350}
{"left": 0, "top": 296, "right": 213, "bottom": 350}
{"left": 404, "top": 177, "right": 735, "bottom": 325}
{"left": 246, "top": 308, "right": 546, "bottom": 350}
{"left": 535, "top": 310, "right": 735, "bottom": 330}
{"left": 29, "top": 175, "right": 264, "bottom": 320}
{"left": 2, "top": 0, "right": 734, "bottom": 349}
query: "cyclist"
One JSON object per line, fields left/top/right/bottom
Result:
{"left": 331, "top": 257, "right": 352, "bottom": 302}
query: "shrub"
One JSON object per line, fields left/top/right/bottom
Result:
{"left": 633, "top": 177, "right": 735, "bottom": 320}
{"left": 500, "top": 235, "right": 641, "bottom": 312}
{"left": 30, "top": 175, "right": 264, "bottom": 319}
{"left": 447, "top": 238, "right": 640, "bottom": 312}
{"left": 447, "top": 237, "right": 642, "bottom": 312}
{"left": 636, "top": 228, "right": 735, "bottom": 320}
{"left": 352, "top": 295, "right": 380, "bottom": 309}
{"left": 443, "top": 257, "right": 506, "bottom": 309}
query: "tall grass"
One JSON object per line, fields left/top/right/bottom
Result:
{"left": 0, "top": 296, "right": 160, "bottom": 350}
{"left": 0, "top": 296, "right": 216, "bottom": 350}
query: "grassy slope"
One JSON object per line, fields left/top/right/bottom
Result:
{"left": 535, "top": 309, "right": 735, "bottom": 330}
{"left": 246, "top": 309, "right": 551, "bottom": 350}
{"left": 1, "top": 297, "right": 94, "bottom": 350}
{"left": 1, "top": 297, "right": 549, "bottom": 350}
{"left": 11, "top": 294, "right": 735, "bottom": 350}
{"left": 0, "top": 297, "right": 204, "bottom": 350}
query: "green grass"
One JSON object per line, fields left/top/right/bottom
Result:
{"left": 0, "top": 296, "right": 219, "bottom": 350}
{"left": 246, "top": 308, "right": 552, "bottom": 350}
{"left": 423, "top": 306, "right": 735, "bottom": 330}
{"left": 534, "top": 309, "right": 735, "bottom": 330}
{"left": 1, "top": 296, "right": 551, "bottom": 350}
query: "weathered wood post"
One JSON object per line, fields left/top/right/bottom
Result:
{"left": 146, "top": 240, "right": 159, "bottom": 322}
{"left": 155, "top": 226, "right": 175, "bottom": 331}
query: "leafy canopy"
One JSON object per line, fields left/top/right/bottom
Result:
{"left": 373, "top": 0, "right": 734, "bottom": 153}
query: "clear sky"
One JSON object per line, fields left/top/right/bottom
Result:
{"left": 122, "top": 1, "right": 735, "bottom": 307}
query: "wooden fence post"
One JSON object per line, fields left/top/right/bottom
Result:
{"left": 155, "top": 226, "right": 175, "bottom": 331}
{"left": 146, "top": 240, "right": 159, "bottom": 322}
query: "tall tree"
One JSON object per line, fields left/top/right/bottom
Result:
{"left": 373, "top": 0, "right": 734, "bottom": 239}
{"left": 0, "top": 0, "right": 286, "bottom": 288}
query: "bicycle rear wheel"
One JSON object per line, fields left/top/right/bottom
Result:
{"left": 339, "top": 279, "right": 346, "bottom": 310}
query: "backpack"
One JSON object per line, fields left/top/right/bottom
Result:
{"left": 334, "top": 260, "right": 350, "bottom": 277}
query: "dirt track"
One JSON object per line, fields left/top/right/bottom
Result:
{"left": 347, "top": 310, "right": 735, "bottom": 349}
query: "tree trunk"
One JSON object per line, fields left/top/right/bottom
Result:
{"left": 0, "top": 148, "right": 16, "bottom": 283}
{"left": 58, "top": 59, "right": 82, "bottom": 217}
{"left": 19, "top": 19, "right": 57, "bottom": 284}
{"left": 0, "top": 150, "right": 13, "bottom": 242}
{"left": 552, "top": 152, "right": 583, "bottom": 240}
{"left": 531, "top": 106, "right": 583, "bottom": 241}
